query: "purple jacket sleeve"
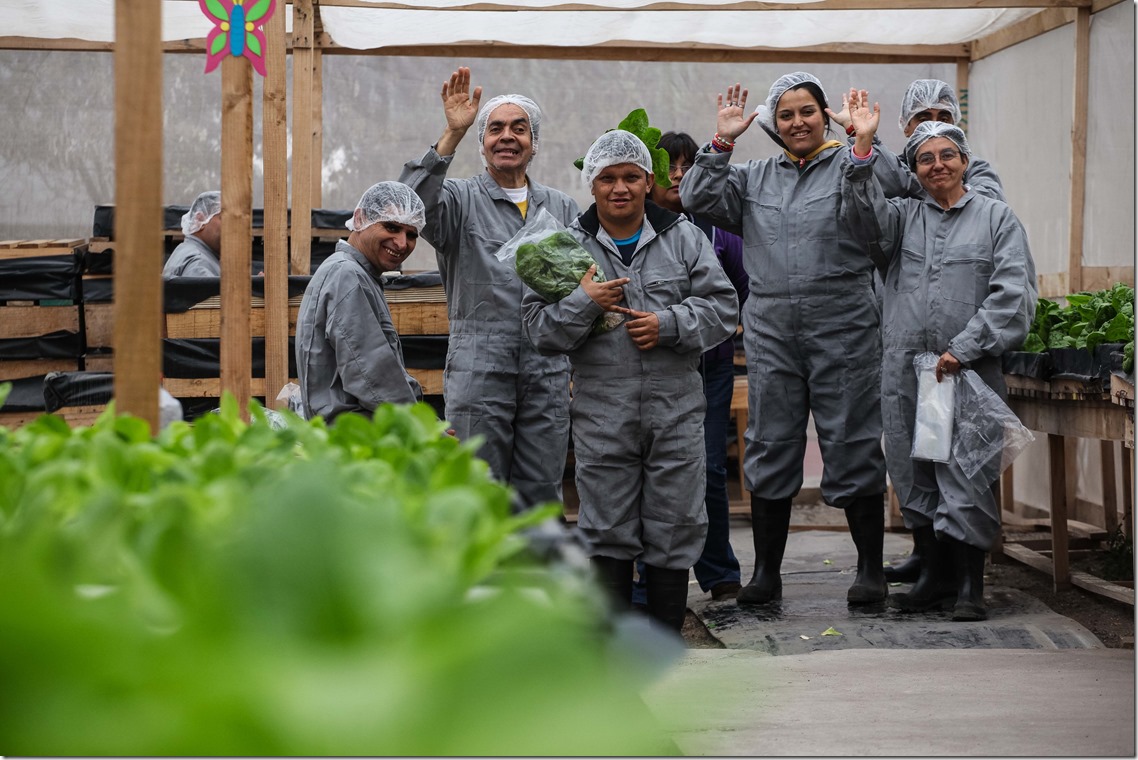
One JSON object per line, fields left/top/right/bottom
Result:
{"left": 704, "top": 226, "right": 747, "bottom": 362}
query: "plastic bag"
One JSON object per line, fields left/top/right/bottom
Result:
{"left": 276, "top": 382, "right": 306, "bottom": 419}
{"left": 159, "top": 388, "right": 184, "bottom": 429}
{"left": 911, "top": 352, "right": 955, "bottom": 462}
{"left": 494, "top": 208, "right": 624, "bottom": 334}
{"left": 952, "top": 368, "right": 1035, "bottom": 485}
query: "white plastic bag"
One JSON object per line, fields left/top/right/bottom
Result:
{"left": 158, "top": 388, "right": 183, "bottom": 429}
{"left": 276, "top": 382, "right": 306, "bottom": 419}
{"left": 952, "top": 369, "right": 1035, "bottom": 486}
{"left": 911, "top": 352, "right": 955, "bottom": 462}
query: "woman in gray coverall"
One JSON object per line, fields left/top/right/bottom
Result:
{"left": 681, "top": 73, "right": 910, "bottom": 607}
{"left": 841, "top": 110, "right": 1037, "bottom": 621}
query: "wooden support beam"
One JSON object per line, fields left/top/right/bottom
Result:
{"left": 971, "top": 7, "right": 1075, "bottom": 59}
{"left": 955, "top": 59, "right": 970, "bottom": 131}
{"left": 1101, "top": 440, "right": 1119, "bottom": 534}
{"left": 113, "top": 0, "right": 163, "bottom": 433}
{"left": 1048, "top": 433, "right": 1071, "bottom": 589}
{"left": 313, "top": 37, "right": 970, "bottom": 63}
{"left": 220, "top": 55, "right": 254, "bottom": 419}
{"left": 1067, "top": 5, "right": 1090, "bottom": 294}
{"left": 313, "top": 46, "right": 324, "bottom": 209}
{"left": 264, "top": 0, "right": 290, "bottom": 410}
{"left": 291, "top": 0, "right": 316, "bottom": 275}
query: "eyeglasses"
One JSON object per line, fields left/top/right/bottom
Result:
{"left": 668, "top": 163, "right": 693, "bottom": 176}
{"left": 915, "top": 148, "right": 961, "bottom": 166}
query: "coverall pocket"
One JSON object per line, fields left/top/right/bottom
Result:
{"left": 800, "top": 190, "right": 842, "bottom": 240}
{"left": 745, "top": 196, "right": 781, "bottom": 244}
{"left": 643, "top": 277, "right": 690, "bottom": 306}
{"left": 892, "top": 248, "right": 924, "bottom": 294}
{"left": 941, "top": 250, "right": 993, "bottom": 306}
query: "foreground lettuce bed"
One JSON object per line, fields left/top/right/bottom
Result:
{"left": 0, "top": 393, "right": 672, "bottom": 755}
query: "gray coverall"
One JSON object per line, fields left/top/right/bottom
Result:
{"left": 163, "top": 235, "right": 220, "bottom": 278}
{"left": 400, "top": 148, "right": 578, "bottom": 508}
{"left": 841, "top": 154, "right": 1037, "bottom": 550}
{"left": 296, "top": 241, "right": 422, "bottom": 421}
{"left": 680, "top": 142, "right": 909, "bottom": 507}
{"left": 521, "top": 202, "right": 738, "bottom": 569}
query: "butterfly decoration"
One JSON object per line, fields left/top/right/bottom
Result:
{"left": 198, "top": 0, "right": 276, "bottom": 77}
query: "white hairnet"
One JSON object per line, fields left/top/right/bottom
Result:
{"left": 346, "top": 181, "right": 426, "bottom": 233}
{"left": 904, "top": 121, "right": 971, "bottom": 171}
{"left": 580, "top": 130, "right": 653, "bottom": 187}
{"left": 898, "top": 79, "right": 962, "bottom": 132}
{"left": 180, "top": 191, "right": 221, "bottom": 236}
{"left": 476, "top": 94, "right": 542, "bottom": 165}
{"left": 756, "top": 71, "right": 830, "bottom": 133}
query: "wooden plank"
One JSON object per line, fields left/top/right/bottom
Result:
{"left": 84, "top": 302, "right": 115, "bottom": 348}
{"left": 1001, "top": 542, "right": 1056, "bottom": 576}
{"left": 220, "top": 54, "right": 254, "bottom": 418}
{"left": 1048, "top": 433, "right": 1071, "bottom": 589}
{"left": 0, "top": 246, "right": 80, "bottom": 260}
{"left": 1037, "top": 271, "right": 1069, "bottom": 298}
{"left": 1101, "top": 439, "right": 1119, "bottom": 535}
{"left": 1123, "top": 448, "right": 1134, "bottom": 538}
{"left": 163, "top": 371, "right": 441, "bottom": 399}
{"left": 165, "top": 306, "right": 301, "bottom": 339}
{"left": 113, "top": 0, "right": 163, "bottom": 433}
{"left": 312, "top": 43, "right": 324, "bottom": 209}
{"left": 291, "top": 0, "right": 316, "bottom": 275}
{"left": 407, "top": 368, "right": 444, "bottom": 397}
{"left": 1070, "top": 571, "right": 1136, "bottom": 606}
{"left": 55, "top": 405, "right": 110, "bottom": 427}
{"left": 84, "top": 354, "right": 115, "bottom": 372}
{"left": 0, "top": 305, "right": 79, "bottom": 339}
{"left": 1082, "top": 265, "right": 1135, "bottom": 291}
{"left": 1066, "top": 6, "right": 1090, "bottom": 294}
{"left": 0, "top": 410, "right": 43, "bottom": 429}
{"left": 1008, "top": 396, "right": 1128, "bottom": 441}
{"left": 972, "top": 7, "right": 1075, "bottom": 60}
{"left": 388, "top": 302, "right": 450, "bottom": 335}
{"left": 955, "top": 59, "right": 969, "bottom": 132}
{"left": 0, "top": 358, "right": 79, "bottom": 380}
{"left": 315, "top": 37, "right": 970, "bottom": 64}
{"left": 263, "top": 0, "right": 291, "bottom": 410}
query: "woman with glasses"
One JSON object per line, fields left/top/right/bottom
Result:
{"left": 681, "top": 74, "right": 911, "bottom": 608}
{"left": 841, "top": 112, "right": 1037, "bottom": 621}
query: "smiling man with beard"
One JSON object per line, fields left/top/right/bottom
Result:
{"left": 400, "top": 67, "right": 579, "bottom": 511}
{"left": 295, "top": 181, "right": 426, "bottom": 422}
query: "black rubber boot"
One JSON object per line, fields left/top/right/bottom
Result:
{"left": 951, "top": 539, "right": 988, "bottom": 621}
{"left": 883, "top": 541, "right": 922, "bottom": 583}
{"left": 737, "top": 496, "right": 792, "bottom": 606}
{"left": 892, "top": 525, "right": 956, "bottom": 612}
{"left": 590, "top": 556, "right": 634, "bottom": 615}
{"left": 644, "top": 565, "right": 690, "bottom": 633}
{"left": 844, "top": 494, "right": 888, "bottom": 604}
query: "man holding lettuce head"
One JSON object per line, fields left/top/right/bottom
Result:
{"left": 521, "top": 129, "right": 739, "bottom": 634}
{"left": 400, "top": 67, "right": 579, "bottom": 510}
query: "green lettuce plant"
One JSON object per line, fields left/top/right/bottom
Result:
{"left": 573, "top": 108, "right": 672, "bottom": 188}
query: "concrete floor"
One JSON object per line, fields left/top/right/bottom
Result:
{"left": 639, "top": 526, "right": 1136, "bottom": 756}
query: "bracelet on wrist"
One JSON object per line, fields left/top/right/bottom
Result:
{"left": 845, "top": 124, "right": 856, "bottom": 136}
{"left": 711, "top": 133, "right": 735, "bottom": 152}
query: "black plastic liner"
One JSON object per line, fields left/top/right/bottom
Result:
{"left": 43, "top": 371, "right": 115, "bottom": 412}
{"left": 0, "top": 254, "right": 81, "bottom": 301}
{"left": 1002, "top": 351, "right": 1053, "bottom": 380}
{"left": 84, "top": 250, "right": 114, "bottom": 275}
{"left": 0, "top": 375, "right": 50, "bottom": 412}
{"left": 161, "top": 276, "right": 313, "bottom": 312}
{"left": 162, "top": 335, "right": 446, "bottom": 377}
{"left": 94, "top": 205, "right": 353, "bottom": 238}
{"left": 80, "top": 275, "right": 114, "bottom": 303}
{"left": 0, "top": 330, "right": 83, "bottom": 360}
{"left": 386, "top": 271, "right": 443, "bottom": 290}
{"left": 1049, "top": 343, "right": 1125, "bottom": 385}
{"left": 400, "top": 335, "right": 448, "bottom": 369}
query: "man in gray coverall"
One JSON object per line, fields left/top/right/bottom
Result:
{"left": 841, "top": 110, "right": 1036, "bottom": 621}
{"left": 295, "top": 181, "right": 425, "bottom": 421}
{"left": 522, "top": 130, "right": 738, "bottom": 633}
{"left": 163, "top": 191, "right": 222, "bottom": 278}
{"left": 400, "top": 67, "right": 578, "bottom": 510}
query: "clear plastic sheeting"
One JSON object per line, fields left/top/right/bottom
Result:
{"left": 952, "top": 369, "right": 1035, "bottom": 486}
{"left": 911, "top": 352, "right": 955, "bottom": 463}
{"left": 319, "top": 8, "right": 1037, "bottom": 51}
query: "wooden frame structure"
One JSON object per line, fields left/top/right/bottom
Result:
{"left": 2, "top": 0, "right": 1129, "bottom": 435}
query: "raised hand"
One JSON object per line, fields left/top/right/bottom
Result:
{"left": 580, "top": 265, "right": 629, "bottom": 311}
{"left": 824, "top": 88, "right": 859, "bottom": 130}
{"left": 716, "top": 83, "right": 758, "bottom": 143}
{"left": 440, "top": 66, "right": 482, "bottom": 133}
{"left": 848, "top": 89, "right": 879, "bottom": 139}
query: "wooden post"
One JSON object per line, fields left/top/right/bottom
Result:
{"left": 1123, "top": 448, "right": 1134, "bottom": 540}
{"left": 955, "top": 59, "right": 969, "bottom": 132}
{"left": 113, "top": 0, "right": 162, "bottom": 433}
{"left": 291, "top": 0, "right": 315, "bottom": 275}
{"left": 1100, "top": 440, "right": 1119, "bottom": 534}
{"left": 263, "top": 0, "right": 290, "bottom": 409}
{"left": 1067, "top": 6, "right": 1090, "bottom": 294}
{"left": 220, "top": 55, "right": 253, "bottom": 419}
{"left": 312, "top": 44, "right": 324, "bottom": 210}
{"left": 1048, "top": 433, "right": 1071, "bottom": 590}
